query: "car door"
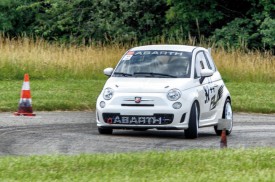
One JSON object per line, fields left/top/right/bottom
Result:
{"left": 194, "top": 51, "right": 216, "bottom": 123}
{"left": 204, "top": 50, "right": 224, "bottom": 114}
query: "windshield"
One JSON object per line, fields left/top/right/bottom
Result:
{"left": 113, "top": 50, "right": 192, "bottom": 78}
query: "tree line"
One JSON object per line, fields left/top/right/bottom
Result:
{"left": 0, "top": 0, "right": 274, "bottom": 49}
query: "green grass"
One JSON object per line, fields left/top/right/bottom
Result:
{"left": 0, "top": 148, "right": 274, "bottom": 181}
{"left": 1, "top": 36, "right": 274, "bottom": 82}
{"left": 0, "top": 80, "right": 274, "bottom": 113}
{"left": 0, "top": 79, "right": 105, "bottom": 112}
{"left": 226, "top": 82, "right": 275, "bottom": 113}
{"left": 0, "top": 37, "right": 274, "bottom": 113}
{"left": 1, "top": 35, "right": 273, "bottom": 182}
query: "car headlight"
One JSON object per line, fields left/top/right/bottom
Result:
{"left": 103, "top": 88, "right": 114, "bottom": 100}
{"left": 167, "top": 89, "right": 181, "bottom": 101}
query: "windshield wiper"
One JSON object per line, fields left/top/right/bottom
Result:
{"left": 113, "top": 72, "right": 133, "bottom": 77}
{"left": 133, "top": 72, "right": 177, "bottom": 78}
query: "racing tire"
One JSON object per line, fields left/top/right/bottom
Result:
{"left": 214, "top": 98, "right": 233, "bottom": 136}
{"left": 184, "top": 102, "right": 199, "bottom": 139}
{"left": 98, "top": 127, "right": 113, "bottom": 135}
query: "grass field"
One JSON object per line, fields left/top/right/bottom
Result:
{"left": 0, "top": 37, "right": 124, "bottom": 80}
{"left": 211, "top": 48, "right": 275, "bottom": 83}
{"left": 0, "top": 36, "right": 274, "bottom": 113}
{"left": 227, "top": 82, "right": 275, "bottom": 113}
{"left": 0, "top": 80, "right": 274, "bottom": 113}
{"left": 0, "top": 148, "right": 274, "bottom": 181}
{"left": 0, "top": 36, "right": 274, "bottom": 82}
{"left": 0, "top": 37, "right": 274, "bottom": 181}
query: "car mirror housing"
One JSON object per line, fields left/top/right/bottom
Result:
{"left": 201, "top": 69, "right": 214, "bottom": 77}
{"left": 103, "top": 68, "right": 114, "bottom": 76}
{"left": 200, "top": 69, "right": 214, "bottom": 84}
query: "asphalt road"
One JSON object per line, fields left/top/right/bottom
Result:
{"left": 0, "top": 112, "right": 274, "bottom": 155}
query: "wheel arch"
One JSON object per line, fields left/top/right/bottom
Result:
{"left": 227, "top": 96, "right": 232, "bottom": 103}
{"left": 217, "top": 94, "right": 231, "bottom": 119}
{"left": 194, "top": 99, "right": 200, "bottom": 117}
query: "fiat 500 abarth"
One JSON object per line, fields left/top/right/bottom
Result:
{"left": 96, "top": 45, "right": 233, "bottom": 138}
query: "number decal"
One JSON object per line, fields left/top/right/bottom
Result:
{"left": 204, "top": 85, "right": 224, "bottom": 110}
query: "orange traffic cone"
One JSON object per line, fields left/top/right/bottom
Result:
{"left": 14, "top": 74, "right": 36, "bottom": 116}
{"left": 220, "top": 129, "right": 227, "bottom": 148}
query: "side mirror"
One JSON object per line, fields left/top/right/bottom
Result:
{"left": 200, "top": 69, "right": 214, "bottom": 84}
{"left": 201, "top": 69, "right": 214, "bottom": 77}
{"left": 103, "top": 68, "right": 114, "bottom": 76}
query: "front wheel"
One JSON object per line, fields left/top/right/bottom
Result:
{"left": 214, "top": 98, "right": 233, "bottom": 135}
{"left": 184, "top": 102, "right": 199, "bottom": 139}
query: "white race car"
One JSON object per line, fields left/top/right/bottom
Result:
{"left": 96, "top": 45, "right": 233, "bottom": 138}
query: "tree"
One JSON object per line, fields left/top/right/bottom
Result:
{"left": 166, "top": 0, "right": 224, "bottom": 39}
{"left": 0, "top": 0, "right": 273, "bottom": 49}
{"left": 0, "top": 0, "right": 39, "bottom": 36}
{"left": 212, "top": 0, "right": 275, "bottom": 49}
{"left": 19, "top": 0, "right": 167, "bottom": 44}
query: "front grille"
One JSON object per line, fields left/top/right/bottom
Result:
{"left": 121, "top": 104, "right": 154, "bottom": 107}
{"left": 102, "top": 113, "right": 174, "bottom": 125}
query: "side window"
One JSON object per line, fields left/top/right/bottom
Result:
{"left": 204, "top": 51, "right": 216, "bottom": 72}
{"left": 200, "top": 61, "right": 205, "bottom": 69}
{"left": 195, "top": 52, "right": 208, "bottom": 78}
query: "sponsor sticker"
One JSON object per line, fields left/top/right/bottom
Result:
{"left": 127, "top": 51, "right": 135, "bottom": 55}
{"left": 106, "top": 116, "right": 164, "bottom": 125}
{"left": 122, "top": 55, "right": 133, "bottom": 60}
{"left": 134, "top": 50, "right": 184, "bottom": 56}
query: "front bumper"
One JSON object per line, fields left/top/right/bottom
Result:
{"left": 96, "top": 92, "right": 191, "bottom": 130}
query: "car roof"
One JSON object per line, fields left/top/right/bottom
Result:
{"left": 129, "top": 44, "right": 198, "bottom": 53}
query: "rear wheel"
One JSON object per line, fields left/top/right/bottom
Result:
{"left": 184, "top": 102, "right": 199, "bottom": 139}
{"left": 98, "top": 127, "right": 113, "bottom": 135}
{"left": 214, "top": 98, "right": 233, "bottom": 135}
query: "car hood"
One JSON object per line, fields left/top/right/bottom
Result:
{"left": 103, "top": 77, "right": 194, "bottom": 93}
